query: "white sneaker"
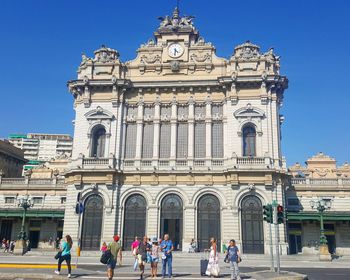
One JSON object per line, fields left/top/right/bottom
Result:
{"left": 67, "top": 274, "right": 72, "bottom": 278}
{"left": 54, "top": 270, "right": 60, "bottom": 275}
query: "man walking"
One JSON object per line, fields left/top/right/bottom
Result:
{"left": 160, "top": 234, "right": 174, "bottom": 278}
{"left": 107, "top": 235, "right": 122, "bottom": 280}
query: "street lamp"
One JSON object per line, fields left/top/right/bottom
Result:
{"left": 310, "top": 197, "right": 332, "bottom": 245}
{"left": 16, "top": 196, "right": 34, "bottom": 253}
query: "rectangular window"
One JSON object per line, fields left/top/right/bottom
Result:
{"left": 194, "top": 104, "right": 205, "bottom": 119}
{"left": 127, "top": 106, "right": 138, "bottom": 119}
{"left": 159, "top": 123, "right": 171, "bottom": 158}
{"left": 212, "top": 104, "right": 223, "bottom": 116}
{"left": 5, "top": 197, "right": 15, "bottom": 204}
{"left": 212, "top": 122, "right": 223, "bottom": 158}
{"left": 143, "top": 106, "right": 154, "bottom": 118}
{"left": 194, "top": 122, "right": 206, "bottom": 158}
{"left": 142, "top": 123, "right": 154, "bottom": 158}
{"left": 177, "top": 105, "right": 188, "bottom": 119}
{"left": 177, "top": 123, "right": 188, "bottom": 158}
{"left": 33, "top": 197, "right": 43, "bottom": 204}
{"left": 287, "top": 198, "right": 300, "bottom": 206}
{"left": 124, "top": 123, "right": 137, "bottom": 158}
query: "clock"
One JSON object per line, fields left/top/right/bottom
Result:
{"left": 168, "top": 43, "right": 184, "bottom": 58}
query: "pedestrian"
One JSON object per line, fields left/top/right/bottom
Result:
{"left": 160, "top": 234, "right": 174, "bottom": 278}
{"left": 150, "top": 237, "right": 160, "bottom": 278}
{"left": 4, "top": 240, "right": 10, "bottom": 253}
{"left": 137, "top": 236, "right": 151, "bottom": 280}
{"left": 226, "top": 239, "right": 241, "bottom": 280}
{"left": 106, "top": 235, "right": 122, "bottom": 280}
{"left": 131, "top": 236, "right": 140, "bottom": 271}
{"left": 189, "top": 239, "right": 197, "bottom": 253}
{"left": 101, "top": 241, "right": 108, "bottom": 253}
{"left": 10, "top": 240, "right": 15, "bottom": 253}
{"left": 54, "top": 235, "right": 73, "bottom": 278}
{"left": 205, "top": 237, "right": 220, "bottom": 277}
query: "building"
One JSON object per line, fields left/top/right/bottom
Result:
{"left": 63, "top": 7, "right": 289, "bottom": 254}
{"left": 9, "top": 133, "right": 73, "bottom": 171}
{"left": 0, "top": 139, "right": 27, "bottom": 178}
{"left": 286, "top": 153, "right": 350, "bottom": 256}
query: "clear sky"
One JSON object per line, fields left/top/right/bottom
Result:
{"left": 0, "top": 0, "right": 349, "bottom": 166}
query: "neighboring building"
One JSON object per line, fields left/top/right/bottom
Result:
{"left": 9, "top": 133, "right": 73, "bottom": 171}
{"left": 0, "top": 167, "right": 65, "bottom": 248}
{"left": 0, "top": 139, "right": 27, "bottom": 177}
{"left": 63, "top": 7, "right": 289, "bottom": 254}
{"left": 287, "top": 153, "right": 350, "bottom": 255}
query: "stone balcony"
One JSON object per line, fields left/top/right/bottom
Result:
{"left": 291, "top": 177, "right": 350, "bottom": 189}
{"left": 0, "top": 176, "right": 65, "bottom": 189}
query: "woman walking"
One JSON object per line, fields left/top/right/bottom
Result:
{"left": 137, "top": 236, "right": 151, "bottom": 280}
{"left": 54, "top": 235, "right": 73, "bottom": 278}
{"left": 205, "top": 237, "right": 220, "bottom": 277}
{"left": 226, "top": 239, "right": 241, "bottom": 280}
{"left": 150, "top": 237, "right": 160, "bottom": 278}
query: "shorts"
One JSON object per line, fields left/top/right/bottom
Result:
{"left": 107, "top": 258, "right": 116, "bottom": 270}
{"left": 151, "top": 257, "right": 159, "bottom": 263}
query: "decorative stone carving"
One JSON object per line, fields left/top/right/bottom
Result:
{"left": 170, "top": 60, "right": 180, "bottom": 72}
{"left": 234, "top": 41, "right": 260, "bottom": 60}
{"left": 94, "top": 45, "right": 120, "bottom": 63}
{"left": 141, "top": 54, "right": 161, "bottom": 64}
{"left": 158, "top": 7, "right": 195, "bottom": 31}
{"left": 234, "top": 103, "right": 265, "bottom": 119}
{"left": 190, "top": 52, "right": 211, "bottom": 63}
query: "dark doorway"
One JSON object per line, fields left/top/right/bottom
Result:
{"left": 123, "top": 194, "right": 147, "bottom": 249}
{"left": 197, "top": 194, "right": 221, "bottom": 252}
{"left": 160, "top": 194, "right": 183, "bottom": 250}
{"left": 326, "top": 235, "right": 336, "bottom": 254}
{"left": 289, "top": 234, "right": 302, "bottom": 254}
{"left": 82, "top": 194, "right": 104, "bottom": 250}
{"left": 29, "top": 231, "right": 40, "bottom": 248}
{"left": 0, "top": 220, "right": 13, "bottom": 240}
{"left": 241, "top": 195, "right": 264, "bottom": 254}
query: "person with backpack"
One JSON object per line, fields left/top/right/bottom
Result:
{"left": 54, "top": 235, "right": 73, "bottom": 278}
{"left": 107, "top": 235, "right": 122, "bottom": 280}
{"left": 225, "top": 239, "right": 241, "bottom": 280}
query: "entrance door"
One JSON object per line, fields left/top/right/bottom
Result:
{"left": 0, "top": 220, "right": 13, "bottom": 240}
{"left": 241, "top": 195, "right": 264, "bottom": 254}
{"left": 289, "top": 234, "right": 302, "bottom": 254}
{"left": 160, "top": 194, "right": 183, "bottom": 250}
{"left": 123, "top": 194, "right": 147, "bottom": 249}
{"left": 197, "top": 194, "right": 221, "bottom": 252}
{"left": 29, "top": 231, "right": 40, "bottom": 248}
{"left": 82, "top": 195, "right": 104, "bottom": 250}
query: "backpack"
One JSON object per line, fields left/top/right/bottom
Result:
{"left": 100, "top": 249, "right": 112, "bottom": 264}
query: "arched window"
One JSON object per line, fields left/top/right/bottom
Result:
{"left": 123, "top": 194, "right": 147, "bottom": 249}
{"left": 243, "top": 125, "right": 256, "bottom": 156}
{"left": 91, "top": 126, "right": 106, "bottom": 157}
{"left": 197, "top": 194, "right": 221, "bottom": 252}
{"left": 81, "top": 195, "right": 104, "bottom": 250}
{"left": 160, "top": 194, "right": 183, "bottom": 250}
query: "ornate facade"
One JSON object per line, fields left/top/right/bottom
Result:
{"left": 63, "top": 7, "right": 289, "bottom": 253}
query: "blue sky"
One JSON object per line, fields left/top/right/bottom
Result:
{"left": 0, "top": 0, "right": 349, "bottom": 165}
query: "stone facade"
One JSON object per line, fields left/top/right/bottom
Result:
{"left": 63, "top": 7, "right": 288, "bottom": 254}
{"left": 286, "top": 153, "right": 350, "bottom": 255}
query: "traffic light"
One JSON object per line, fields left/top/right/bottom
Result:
{"left": 277, "top": 204, "right": 284, "bottom": 224}
{"left": 263, "top": 204, "right": 273, "bottom": 224}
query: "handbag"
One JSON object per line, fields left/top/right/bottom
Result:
{"left": 100, "top": 250, "right": 112, "bottom": 264}
{"left": 237, "top": 256, "right": 242, "bottom": 263}
{"left": 54, "top": 251, "right": 62, "bottom": 260}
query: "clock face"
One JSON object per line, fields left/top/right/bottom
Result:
{"left": 168, "top": 43, "right": 184, "bottom": 58}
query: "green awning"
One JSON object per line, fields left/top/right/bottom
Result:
{"left": 287, "top": 212, "right": 350, "bottom": 221}
{"left": 0, "top": 209, "right": 64, "bottom": 218}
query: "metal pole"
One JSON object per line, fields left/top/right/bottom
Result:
{"left": 269, "top": 222, "right": 275, "bottom": 272}
{"left": 273, "top": 202, "right": 280, "bottom": 274}
{"left": 319, "top": 210, "right": 327, "bottom": 244}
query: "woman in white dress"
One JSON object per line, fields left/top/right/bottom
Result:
{"left": 206, "top": 237, "right": 220, "bottom": 277}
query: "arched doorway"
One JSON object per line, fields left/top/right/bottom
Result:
{"left": 123, "top": 194, "right": 147, "bottom": 249}
{"left": 197, "top": 194, "right": 221, "bottom": 252}
{"left": 82, "top": 194, "right": 104, "bottom": 250}
{"left": 241, "top": 195, "right": 264, "bottom": 254}
{"left": 160, "top": 194, "right": 183, "bottom": 250}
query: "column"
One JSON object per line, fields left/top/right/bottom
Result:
{"left": 153, "top": 100, "right": 160, "bottom": 166}
{"left": 135, "top": 99, "right": 144, "bottom": 167}
{"left": 170, "top": 99, "right": 177, "bottom": 167}
{"left": 188, "top": 99, "right": 194, "bottom": 167}
{"left": 205, "top": 99, "right": 212, "bottom": 166}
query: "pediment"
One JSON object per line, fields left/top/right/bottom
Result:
{"left": 85, "top": 106, "right": 114, "bottom": 120}
{"left": 234, "top": 104, "right": 265, "bottom": 119}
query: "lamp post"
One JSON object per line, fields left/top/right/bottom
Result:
{"left": 14, "top": 196, "right": 34, "bottom": 255}
{"left": 310, "top": 197, "right": 332, "bottom": 261}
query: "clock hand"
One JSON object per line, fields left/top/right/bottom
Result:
{"left": 174, "top": 48, "right": 179, "bottom": 55}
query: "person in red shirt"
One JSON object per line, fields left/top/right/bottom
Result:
{"left": 131, "top": 236, "right": 140, "bottom": 271}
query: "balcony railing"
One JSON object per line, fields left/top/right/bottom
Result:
{"left": 291, "top": 177, "right": 350, "bottom": 188}
{"left": 0, "top": 177, "right": 65, "bottom": 188}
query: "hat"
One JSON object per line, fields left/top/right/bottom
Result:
{"left": 152, "top": 237, "right": 158, "bottom": 243}
{"left": 113, "top": 235, "right": 120, "bottom": 242}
